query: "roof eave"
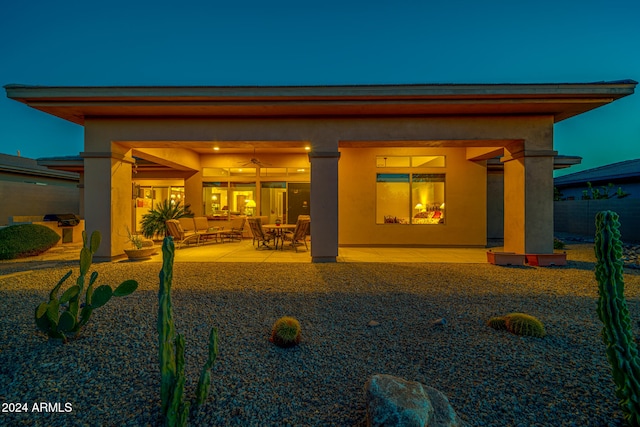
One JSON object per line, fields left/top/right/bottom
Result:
{"left": 5, "top": 81, "right": 636, "bottom": 126}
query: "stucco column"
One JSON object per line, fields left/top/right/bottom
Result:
{"left": 184, "top": 171, "right": 203, "bottom": 216}
{"left": 502, "top": 148, "right": 557, "bottom": 254}
{"left": 81, "top": 151, "right": 134, "bottom": 260}
{"left": 308, "top": 151, "right": 340, "bottom": 263}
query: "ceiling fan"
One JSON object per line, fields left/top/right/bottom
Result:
{"left": 238, "top": 148, "right": 271, "bottom": 167}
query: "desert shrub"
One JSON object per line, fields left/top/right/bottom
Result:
{"left": 270, "top": 316, "right": 301, "bottom": 348}
{"left": 553, "top": 237, "right": 566, "bottom": 250}
{"left": 0, "top": 224, "right": 60, "bottom": 260}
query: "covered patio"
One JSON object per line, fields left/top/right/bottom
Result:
{"left": 5, "top": 81, "right": 636, "bottom": 262}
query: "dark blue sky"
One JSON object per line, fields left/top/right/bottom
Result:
{"left": 1, "top": 0, "right": 638, "bottom": 176}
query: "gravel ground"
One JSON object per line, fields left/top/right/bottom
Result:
{"left": 1, "top": 244, "right": 640, "bottom": 427}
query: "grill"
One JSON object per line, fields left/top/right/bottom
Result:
{"left": 43, "top": 213, "right": 81, "bottom": 227}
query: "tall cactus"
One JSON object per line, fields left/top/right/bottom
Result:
{"left": 594, "top": 210, "right": 640, "bottom": 425}
{"left": 158, "top": 236, "right": 218, "bottom": 427}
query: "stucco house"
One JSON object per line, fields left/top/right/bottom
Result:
{"left": 4, "top": 81, "right": 636, "bottom": 262}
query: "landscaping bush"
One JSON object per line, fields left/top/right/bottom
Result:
{"left": 0, "top": 224, "right": 60, "bottom": 260}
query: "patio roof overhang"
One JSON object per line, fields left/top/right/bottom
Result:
{"left": 5, "top": 80, "right": 636, "bottom": 125}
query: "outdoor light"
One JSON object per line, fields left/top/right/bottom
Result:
{"left": 213, "top": 146, "right": 220, "bottom": 151}
{"left": 304, "top": 146, "right": 311, "bottom": 151}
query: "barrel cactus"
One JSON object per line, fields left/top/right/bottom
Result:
{"left": 270, "top": 316, "right": 301, "bottom": 348}
{"left": 487, "top": 313, "right": 545, "bottom": 337}
{"left": 487, "top": 316, "right": 508, "bottom": 331}
{"left": 504, "top": 313, "right": 546, "bottom": 338}
{"left": 594, "top": 210, "right": 640, "bottom": 425}
{"left": 158, "top": 236, "right": 218, "bottom": 427}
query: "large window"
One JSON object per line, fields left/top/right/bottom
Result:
{"left": 230, "top": 182, "right": 256, "bottom": 216}
{"left": 134, "top": 185, "right": 184, "bottom": 233}
{"left": 203, "top": 182, "right": 257, "bottom": 217}
{"left": 376, "top": 173, "right": 445, "bottom": 225}
{"left": 203, "top": 182, "right": 229, "bottom": 217}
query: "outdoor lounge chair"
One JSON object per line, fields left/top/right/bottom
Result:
{"left": 165, "top": 219, "right": 200, "bottom": 248}
{"left": 193, "top": 216, "right": 223, "bottom": 244}
{"left": 178, "top": 217, "right": 197, "bottom": 235}
{"left": 221, "top": 216, "right": 246, "bottom": 242}
{"left": 281, "top": 219, "right": 310, "bottom": 252}
{"left": 247, "top": 217, "right": 276, "bottom": 249}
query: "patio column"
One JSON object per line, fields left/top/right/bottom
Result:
{"left": 184, "top": 171, "right": 203, "bottom": 216}
{"left": 81, "top": 150, "right": 134, "bottom": 260}
{"left": 502, "top": 147, "right": 557, "bottom": 254}
{"left": 308, "top": 151, "right": 341, "bottom": 262}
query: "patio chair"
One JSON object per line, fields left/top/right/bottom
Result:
{"left": 165, "top": 219, "right": 200, "bottom": 248}
{"left": 281, "top": 219, "right": 310, "bottom": 252}
{"left": 247, "top": 217, "right": 276, "bottom": 249}
{"left": 221, "top": 216, "right": 246, "bottom": 242}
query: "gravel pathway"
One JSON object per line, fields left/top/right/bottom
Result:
{"left": 1, "top": 245, "right": 639, "bottom": 426}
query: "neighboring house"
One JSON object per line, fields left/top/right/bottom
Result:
{"left": 553, "top": 159, "right": 640, "bottom": 242}
{"left": 0, "top": 153, "right": 79, "bottom": 226}
{"left": 554, "top": 158, "right": 640, "bottom": 200}
{"left": 5, "top": 81, "right": 636, "bottom": 261}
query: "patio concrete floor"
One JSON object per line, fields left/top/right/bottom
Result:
{"left": 9, "top": 238, "right": 495, "bottom": 264}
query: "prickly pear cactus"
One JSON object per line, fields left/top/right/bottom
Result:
{"left": 158, "top": 236, "right": 218, "bottom": 427}
{"left": 595, "top": 210, "right": 640, "bottom": 426}
{"left": 34, "top": 230, "right": 138, "bottom": 342}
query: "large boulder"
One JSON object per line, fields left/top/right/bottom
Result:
{"left": 364, "top": 374, "right": 466, "bottom": 427}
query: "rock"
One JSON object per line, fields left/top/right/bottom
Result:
{"left": 364, "top": 374, "right": 467, "bottom": 427}
{"left": 368, "top": 320, "right": 380, "bottom": 327}
{"left": 423, "top": 385, "right": 467, "bottom": 427}
{"left": 432, "top": 318, "right": 447, "bottom": 326}
{"left": 365, "top": 374, "right": 433, "bottom": 427}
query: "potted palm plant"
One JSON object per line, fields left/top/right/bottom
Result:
{"left": 140, "top": 200, "right": 193, "bottom": 239}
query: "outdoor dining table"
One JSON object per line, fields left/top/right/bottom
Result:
{"left": 262, "top": 223, "right": 296, "bottom": 249}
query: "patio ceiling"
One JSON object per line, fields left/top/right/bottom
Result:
{"left": 5, "top": 81, "right": 636, "bottom": 127}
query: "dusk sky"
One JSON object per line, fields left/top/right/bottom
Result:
{"left": 1, "top": 0, "right": 638, "bottom": 176}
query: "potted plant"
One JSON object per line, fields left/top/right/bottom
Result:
{"left": 140, "top": 199, "right": 193, "bottom": 239}
{"left": 486, "top": 250, "right": 526, "bottom": 266}
{"left": 124, "top": 226, "right": 156, "bottom": 260}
